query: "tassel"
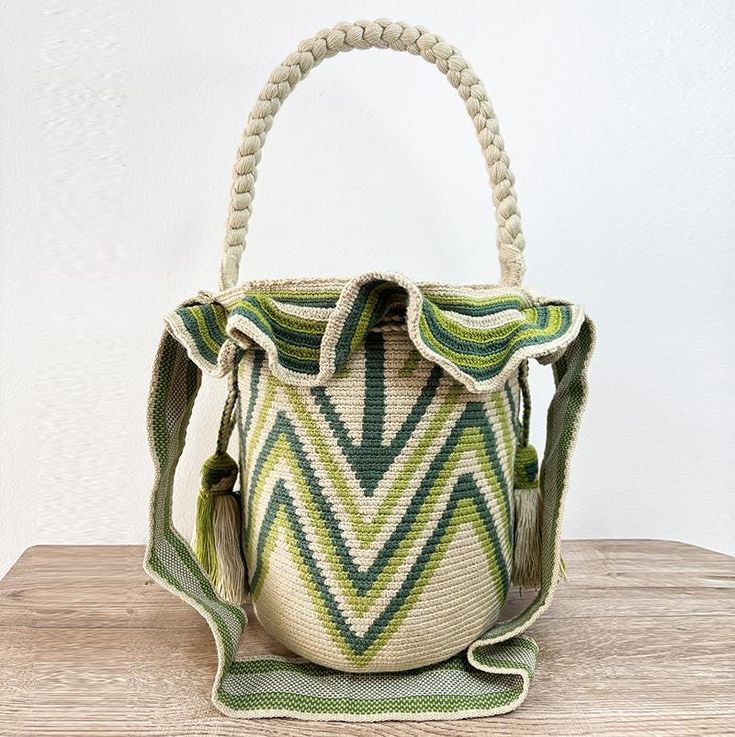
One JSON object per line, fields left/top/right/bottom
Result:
{"left": 512, "top": 444, "right": 543, "bottom": 589}
{"left": 212, "top": 490, "right": 248, "bottom": 605}
{"left": 193, "top": 477, "right": 218, "bottom": 582}
{"left": 192, "top": 452, "right": 247, "bottom": 605}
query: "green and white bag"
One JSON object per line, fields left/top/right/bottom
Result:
{"left": 144, "top": 19, "right": 595, "bottom": 722}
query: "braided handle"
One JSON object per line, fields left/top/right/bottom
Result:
{"left": 220, "top": 19, "right": 526, "bottom": 290}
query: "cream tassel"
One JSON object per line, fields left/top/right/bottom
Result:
{"left": 512, "top": 444, "right": 543, "bottom": 589}
{"left": 212, "top": 488, "right": 247, "bottom": 605}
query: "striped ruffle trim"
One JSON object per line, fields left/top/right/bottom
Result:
{"left": 164, "top": 272, "right": 585, "bottom": 394}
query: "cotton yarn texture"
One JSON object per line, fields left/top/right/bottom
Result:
{"left": 143, "top": 20, "right": 594, "bottom": 722}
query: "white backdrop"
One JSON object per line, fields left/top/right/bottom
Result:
{"left": 1, "top": 1, "right": 733, "bottom": 577}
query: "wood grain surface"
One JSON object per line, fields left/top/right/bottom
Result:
{"left": 0, "top": 540, "right": 733, "bottom": 736}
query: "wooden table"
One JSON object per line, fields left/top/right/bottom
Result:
{"left": 0, "top": 540, "right": 733, "bottom": 736}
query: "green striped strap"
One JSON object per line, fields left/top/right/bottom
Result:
{"left": 143, "top": 317, "right": 594, "bottom": 721}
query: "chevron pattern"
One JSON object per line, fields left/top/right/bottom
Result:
{"left": 239, "top": 329, "right": 521, "bottom": 671}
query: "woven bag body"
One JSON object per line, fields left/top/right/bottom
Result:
{"left": 238, "top": 326, "right": 519, "bottom": 671}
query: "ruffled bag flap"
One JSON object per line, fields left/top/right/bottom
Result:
{"left": 163, "top": 272, "right": 586, "bottom": 393}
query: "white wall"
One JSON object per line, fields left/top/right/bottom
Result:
{"left": 1, "top": 1, "right": 733, "bottom": 578}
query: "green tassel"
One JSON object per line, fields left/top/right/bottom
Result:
{"left": 192, "top": 452, "right": 239, "bottom": 587}
{"left": 512, "top": 444, "right": 543, "bottom": 589}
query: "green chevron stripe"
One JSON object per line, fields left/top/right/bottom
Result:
{"left": 238, "top": 323, "right": 518, "bottom": 664}
{"left": 244, "top": 402, "right": 512, "bottom": 618}
{"left": 243, "top": 361, "right": 514, "bottom": 556}
{"left": 240, "top": 326, "right": 519, "bottom": 546}
{"left": 312, "top": 333, "right": 444, "bottom": 496}
{"left": 249, "top": 469, "right": 508, "bottom": 666}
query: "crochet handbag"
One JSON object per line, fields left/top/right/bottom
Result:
{"left": 144, "top": 19, "right": 595, "bottom": 722}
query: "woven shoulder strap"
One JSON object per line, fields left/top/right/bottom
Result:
{"left": 219, "top": 19, "right": 526, "bottom": 290}
{"left": 143, "top": 313, "right": 594, "bottom": 721}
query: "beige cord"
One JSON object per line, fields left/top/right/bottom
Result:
{"left": 220, "top": 19, "right": 526, "bottom": 290}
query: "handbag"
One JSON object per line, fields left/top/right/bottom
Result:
{"left": 144, "top": 19, "right": 595, "bottom": 722}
